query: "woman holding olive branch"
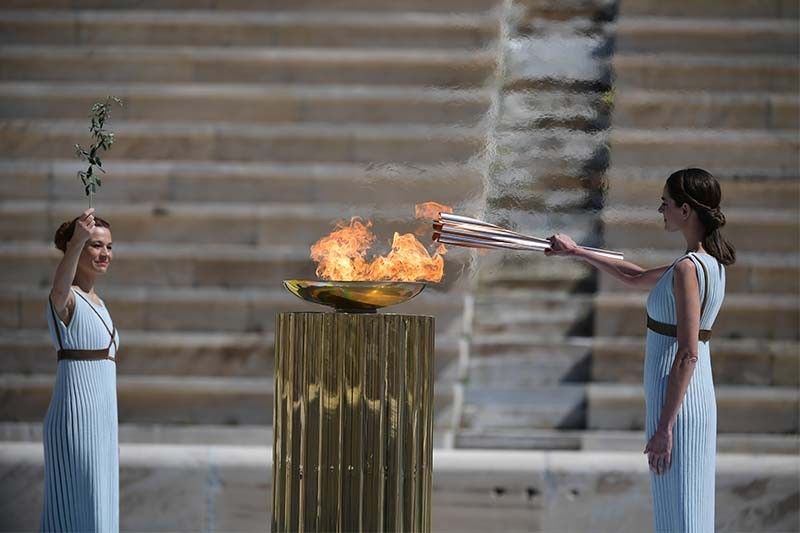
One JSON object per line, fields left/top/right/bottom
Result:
{"left": 41, "top": 98, "right": 122, "bottom": 532}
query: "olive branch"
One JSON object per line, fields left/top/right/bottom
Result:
{"left": 75, "top": 96, "right": 123, "bottom": 208}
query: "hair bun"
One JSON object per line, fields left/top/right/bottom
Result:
{"left": 711, "top": 207, "right": 726, "bottom": 227}
{"left": 54, "top": 219, "right": 76, "bottom": 252}
{"left": 706, "top": 208, "right": 725, "bottom": 230}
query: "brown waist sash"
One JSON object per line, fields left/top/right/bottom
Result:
{"left": 57, "top": 348, "right": 114, "bottom": 362}
{"left": 647, "top": 315, "right": 712, "bottom": 342}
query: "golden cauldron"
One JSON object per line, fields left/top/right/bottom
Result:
{"left": 273, "top": 280, "right": 434, "bottom": 532}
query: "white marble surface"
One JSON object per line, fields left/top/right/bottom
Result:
{"left": 1, "top": 444, "right": 797, "bottom": 532}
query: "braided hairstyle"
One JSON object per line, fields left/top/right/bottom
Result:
{"left": 54, "top": 216, "right": 111, "bottom": 253}
{"left": 666, "top": 168, "right": 736, "bottom": 266}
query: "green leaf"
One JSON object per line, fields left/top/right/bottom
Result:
{"left": 75, "top": 95, "right": 121, "bottom": 202}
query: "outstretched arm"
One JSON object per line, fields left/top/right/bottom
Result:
{"left": 50, "top": 209, "right": 95, "bottom": 324}
{"left": 644, "top": 258, "right": 701, "bottom": 475}
{"left": 546, "top": 233, "right": 669, "bottom": 289}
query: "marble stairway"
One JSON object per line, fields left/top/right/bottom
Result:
{"left": 0, "top": 1, "right": 499, "bottom": 446}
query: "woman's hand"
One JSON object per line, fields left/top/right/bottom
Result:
{"left": 70, "top": 208, "right": 96, "bottom": 248}
{"left": 644, "top": 428, "right": 673, "bottom": 475}
{"left": 544, "top": 233, "right": 579, "bottom": 257}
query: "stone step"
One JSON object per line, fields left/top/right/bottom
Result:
{"left": 0, "top": 374, "right": 274, "bottom": 424}
{"left": 0, "top": 159, "right": 485, "bottom": 206}
{"left": 454, "top": 428, "right": 800, "bottom": 454}
{"left": 0, "top": 45, "right": 494, "bottom": 87}
{"left": 460, "top": 384, "right": 586, "bottom": 431}
{"left": 2, "top": 443, "right": 799, "bottom": 533}
{"left": 472, "top": 292, "right": 595, "bottom": 337}
{"left": 0, "top": 200, "right": 464, "bottom": 246}
{"left": 588, "top": 383, "right": 799, "bottom": 433}
{"left": 0, "top": 241, "right": 307, "bottom": 289}
{"left": 593, "top": 292, "right": 800, "bottom": 340}
{"left": 0, "top": 10, "right": 498, "bottom": 49}
{"left": 500, "top": 89, "right": 608, "bottom": 131}
{"left": 592, "top": 336, "right": 800, "bottom": 387}
{"left": 0, "top": 286, "right": 465, "bottom": 335}
{"left": 609, "top": 128, "right": 799, "bottom": 169}
{"left": 469, "top": 333, "right": 800, "bottom": 388}
{"left": 0, "top": 241, "right": 473, "bottom": 292}
{"left": 0, "top": 328, "right": 274, "bottom": 376}
{"left": 598, "top": 250, "right": 799, "bottom": 294}
{"left": 469, "top": 336, "right": 592, "bottom": 385}
{"left": 3, "top": 420, "right": 797, "bottom": 455}
{"left": 612, "top": 90, "right": 799, "bottom": 130}
{"left": 0, "top": 421, "right": 272, "bottom": 446}
{"left": 6, "top": 442, "right": 800, "bottom": 533}
{"left": 0, "top": 119, "right": 482, "bottom": 163}
{"left": 476, "top": 256, "right": 594, "bottom": 293}
{"left": 602, "top": 206, "right": 799, "bottom": 253}
{"left": 0, "top": 327, "right": 460, "bottom": 379}
{"left": 613, "top": 54, "right": 799, "bottom": 92}
{"left": 479, "top": 248, "right": 799, "bottom": 295}
{"left": 0, "top": 373, "right": 456, "bottom": 426}
{"left": 0, "top": 0, "right": 502, "bottom": 13}
{"left": 604, "top": 165, "right": 800, "bottom": 209}
{"left": 0, "top": 82, "right": 490, "bottom": 125}
{"left": 614, "top": 17, "right": 799, "bottom": 55}
{"left": 618, "top": 0, "right": 798, "bottom": 19}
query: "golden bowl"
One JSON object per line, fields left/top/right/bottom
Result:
{"left": 283, "top": 280, "right": 427, "bottom": 313}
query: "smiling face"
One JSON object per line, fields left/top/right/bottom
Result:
{"left": 78, "top": 226, "right": 113, "bottom": 275}
{"left": 658, "top": 186, "right": 689, "bottom": 233}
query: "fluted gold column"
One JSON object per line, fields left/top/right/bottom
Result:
{"left": 272, "top": 312, "right": 434, "bottom": 533}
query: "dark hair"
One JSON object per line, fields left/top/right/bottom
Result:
{"left": 54, "top": 216, "right": 111, "bottom": 253}
{"left": 666, "top": 168, "right": 735, "bottom": 266}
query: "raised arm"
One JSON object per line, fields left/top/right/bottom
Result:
{"left": 644, "top": 258, "right": 701, "bottom": 474}
{"left": 50, "top": 209, "right": 95, "bottom": 324}
{"left": 545, "top": 233, "right": 669, "bottom": 289}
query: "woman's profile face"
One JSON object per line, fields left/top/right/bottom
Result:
{"left": 78, "top": 227, "right": 113, "bottom": 275}
{"left": 658, "top": 186, "right": 684, "bottom": 233}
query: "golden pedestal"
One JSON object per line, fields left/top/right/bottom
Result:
{"left": 272, "top": 312, "right": 434, "bottom": 533}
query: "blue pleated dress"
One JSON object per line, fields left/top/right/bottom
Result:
{"left": 41, "top": 287, "right": 120, "bottom": 532}
{"left": 644, "top": 252, "right": 725, "bottom": 532}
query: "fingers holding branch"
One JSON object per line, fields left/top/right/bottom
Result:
{"left": 72, "top": 208, "right": 96, "bottom": 245}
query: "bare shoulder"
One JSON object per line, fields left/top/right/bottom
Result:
{"left": 673, "top": 258, "right": 696, "bottom": 276}
{"left": 49, "top": 287, "right": 76, "bottom": 326}
{"left": 672, "top": 259, "right": 699, "bottom": 295}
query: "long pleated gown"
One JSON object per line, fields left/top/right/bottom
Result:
{"left": 644, "top": 252, "right": 725, "bottom": 532}
{"left": 41, "top": 288, "right": 120, "bottom": 532}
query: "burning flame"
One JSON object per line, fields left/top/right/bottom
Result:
{"left": 310, "top": 203, "right": 450, "bottom": 282}
{"left": 415, "top": 201, "right": 453, "bottom": 220}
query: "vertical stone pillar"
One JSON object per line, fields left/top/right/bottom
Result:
{"left": 272, "top": 312, "right": 434, "bottom": 533}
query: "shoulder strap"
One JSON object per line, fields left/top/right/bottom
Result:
{"left": 47, "top": 297, "right": 65, "bottom": 351}
{"left": 697, "top": 256, "right": 710, "bottom": 317}
{"left": 73, "top": 290, "right": 118, "bottom": 351}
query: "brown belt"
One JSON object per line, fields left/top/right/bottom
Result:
{"left": 647, "top": 315, "right": 712, "bottom": 342}
{"left": 58, "top": 349, "right": 115, "bottom": 362}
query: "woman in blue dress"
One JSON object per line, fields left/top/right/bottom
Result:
{"left": 42, "top": 208, "right": 120, "bottom": 532}
{"left": 547, "top": 168, "right": 735, "bottom": 531}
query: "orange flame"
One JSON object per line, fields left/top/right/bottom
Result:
{"left": 310, "top": 204, "right": 450, "bottom": 282}
{"left": 415, "top": 201, "right": 453, "bottom": 220}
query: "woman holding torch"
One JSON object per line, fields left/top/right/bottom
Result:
{"left": 546, "top": 168, "right": 735, "bottom": 531}
{"left": 42, "top": 208, "right": 119, "bottom": 532}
